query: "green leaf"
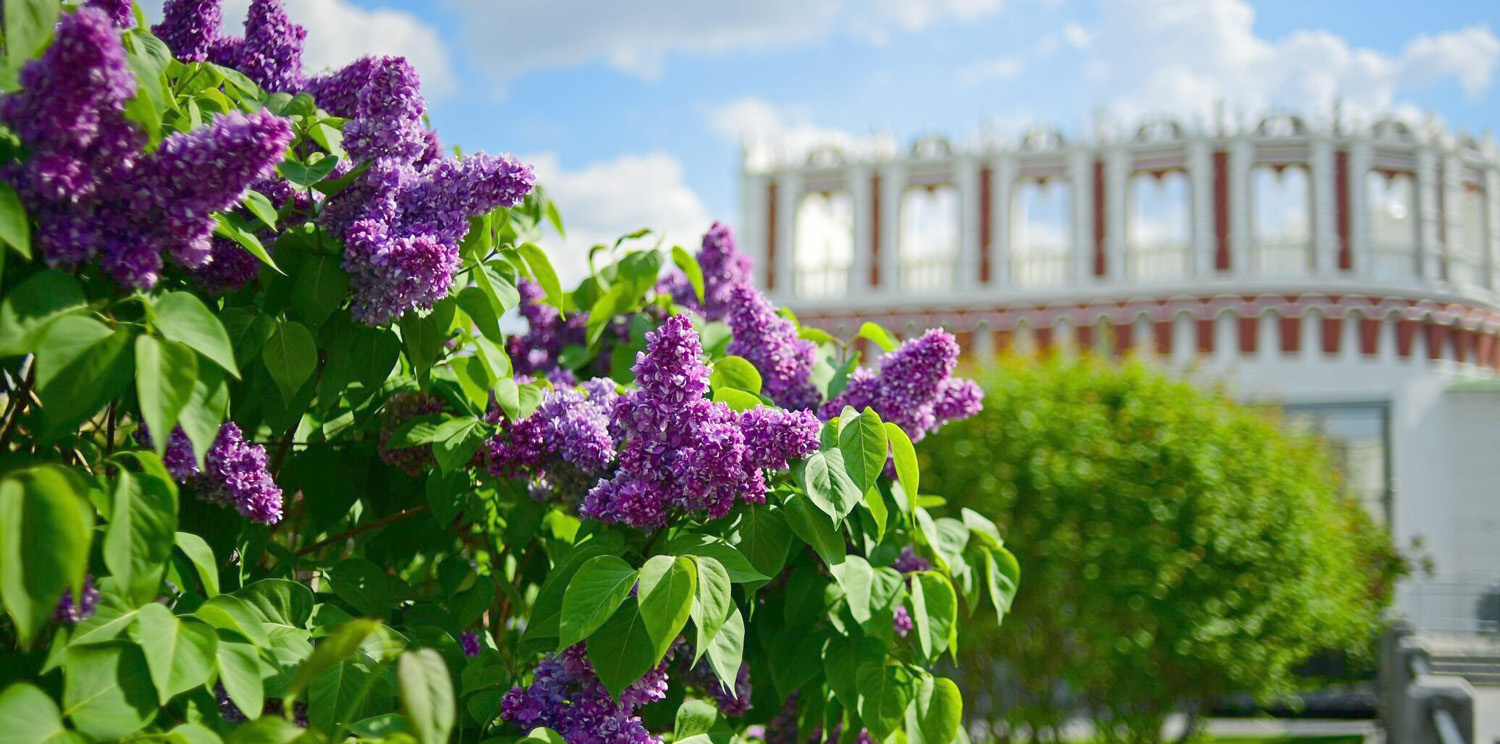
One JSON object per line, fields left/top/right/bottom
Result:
{"left": 838, "top": 407, "right": 888, "bottom": 496}
{"left": 399, "top": 648, "right": 456, "bottom": 744}
{"left": 474, "top": 263, "right": 521, "bottom": 316}
{"left": 516, "top": 242, "right": 562, "bottom": 313}
{"left": 0, "top": 270, "right": 86, "bottom": 357}
{"left": 153, "top": 292, "right": 239, "bottom": 378}
{"left": 262, "top": 320, "right": 317, "bottom": 403}
{"left": 32, "top": 316, "right": 112, "bottom": 392}
{"left": 37, "top": 327, "right": 132, "bottom": 443}
{"left": 235, "top": 578, "right": 315, "bottom": 630}
{"left": 285, "top": 619, "right": 381, "bottom": 703}
{"left": 224, "top": 717, "right": 303, "bottom": 744}
{"left": 733, "top": 507, "right": 793, "bottom": 580}
{"left": 823, "top": 634, "right": 884, "bottom": 710}
{"left": 102, "top": 463, "right": 179, "bottom": 605}
{"left": 174, "top": 532, "right": 219, "bottom": 597}
{"left": 166, "top": 723, "right": 223, "bottom": 744}
{"left": 61, "top": 643, "right": 156, "bottom": 740}
{"left": 709, "top": 356, "right": 762, "bottom": 395}
{"left": 636, "top": 556, "right": 695, "bottom": 664}
{"left": 457, "top": 287, "right": 503, "bottom": 342}
{"left": 830, "top": 556, "right": 875, "bottom": 624}
{"left": 768, "top": 626, "right": 822, "bottom": 698}
{"left": 783, "top": 495, "right": 845, "bottom": 566}
{"left": 884, "top": 423, "right": 919, "bottom": 502}
{"left": 910, "top": 572, "right": 958, "bottom": 662}
{"left": 910, "top": 675, "right": 963, "bottom": 744}
{"left": 195, "top": 595, "right": 270, "bottom": 647}
{"left": 674, "top": 699, "right": 718, "bottom": 739}
{"left": 668, "top": 534, "right": 769, "bottom": 584}
{"left": 434, "top": 418, "right": 487, "bottom": 474}
{"left": 214, "top": 214, "right": 280, "bottom": 273}
{"left": 856, "top": 322, "right": 899, "bottom": 352}
{"left": 855, "top": 661, "right": 915, "bottom": 741}
{"left": 135, "top": 336, "right": 198, "bottom": 454}
{"left": 292, "top": 253, "right": 349, "bottom": 328}
{"left": 586, "top": 597, "right": 656, "bottom": 699}
{"left": 688, "top": 556, "right": 732, "bottom": 657}
{"left": 215, "top": 642, "right": 263, "bottom": 720}
{"left": 0, "top": 682, "right": 84, "bottom": 744}
{"left": 278, "top": 156, "right": 341, "bottom": 190}
{"left": 558, "top": 556, "right": 638, "bottom": 650}
{"left": 983, "top": 546, "right": 1020, "bottom": 621}
{"left": 524, "top": 543, "right": 619, "bottom": 645}
{"left": 700, "top": 608, "right": 744, "bottom": 696}
{"left": 242, "top": 190, "right": 278, "bottom": 230}
{"left": 798, "top": 449, "right": 862, "bottom": 523}
{"left": 0, "top": 467, "right": 92, "bottom": 647}
{"left": 0, "top": 181, "right": 30, "bottom": 259}
{"left": 177, "top": 363, "right": 229, "bottom": 470}
{"left": 4, "top": 0, "right": 60, "bottom": 70}
{"left": 545, "top": 198, "right": 566, "bottom": 237}
{"left": 711, "top": 387, "right": 763, "bottom": 412}
{"left": 670, "top": 246, "right": 705, "bottom": 304}
{"left": 130, "top": 604, "right": 216, "bottom": 704}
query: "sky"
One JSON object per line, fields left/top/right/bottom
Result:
{"left": 145, "top": 0, "right": 1500, "bottom": 282}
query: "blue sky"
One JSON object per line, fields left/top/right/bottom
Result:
{"left": 164, "top": 0, "right": 1500, "bottom": 280}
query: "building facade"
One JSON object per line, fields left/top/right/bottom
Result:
{"left": 740, "top": 113, "right": 1500, "bottom": 631}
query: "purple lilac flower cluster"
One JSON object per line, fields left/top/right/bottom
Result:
{"left": 379, "top": 391, "right": 445, "bottom": 476}
{"left": 893, "top": 545, "right": 932, "bottom": 574}
{"left": 501, "top": 645, "right": 670, "bottom": 744}
{"left": 151, "top": 423, "right": 284, "bottom": 524}
{"left": 580, "top": 315, "right": 820, "bottom": 529}
{"left": 84, "top": 0, "right": 133, "bottom": 28}
{"left": 724, "top": 282, "right": 820, "bottom": 411}
{"left": 215, "top": 683, "right": 309, "bottom": 727}
{"left": 665, "top": 222, "right": 755, "bottom": 320}
{"left": 483, "top": 381, "right": 618, "bottom": 506}
{"left": 460, "top": 631, "right": 482, "bottom": 658}
{"left": 155, "top": 0, "right": 304, "bottom": 92}
{"left": 52, "top": 576, "right": 100, "bottom": 624}
{"left": 819, "top": 329, "right": 983, "bottom": 443}
{"left": 680, "top": 659, "right": 752, "bottom": 716}
{"left": 893, "top": 605, "right": 914, "bottom": 637}
{"left": 0, "top": 8, "right": 292, "bottom": 288}
{"left": 507, "top": 279, "right": 589, "bottom": 381}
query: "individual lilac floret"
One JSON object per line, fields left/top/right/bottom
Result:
{"left": 84, "top": 0, "right": 133, "bottom": 28}
{"left": 460, "top": 631, "right": 482, "bottom": 658}
{"left": 236, "top": 0, "right": 306, "bottom": 92}
{"left": 155, "top": 0, "right": 225, "bottom": 62}
{"left": 894, "top": 545, "right": 932, "bottom": 574}
{"left": 581, "top": 316, "right": 818, "bottom": 529}
{"left": 819, "top": 329, "right": 983, "bottom": 442}
{"left": 53, "top": 575, "right": 100, "bottom": 624}
{"left": 893, "top": 605, "right": 914, "bottom": 637}
{"left": 192, "top": 236, "right": 261, "bottom": 294}
{"left": 724, "top": 282, "right": 821, "bottom": 411}
{"left": 379, "top": 391, "right": 444, "bottom": 476}
{"left": 501, "top": 645, "right": 670, "bottom": 744}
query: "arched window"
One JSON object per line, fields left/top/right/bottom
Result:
{"left": 1011, "top": 179, "right": 1072, "bottom": 287}
{"left": 1251, "top": 165, "right": 1312, "bottom": 276}
{"left": 1126, "top": 171, "right": 1191, "bottom": 280}
{"left": 1368, "top": 172, "right": 1416, "bottom": 280}
{"left": 794, "top": 191, "right": 854, "bottom": 299}
{"left": 1454, "top": 183, "right": 1487, "bottom": 286}
{"left": 899, "top": 185, "right": 958, "bottom": 292}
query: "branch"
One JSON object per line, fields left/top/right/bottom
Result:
{"left": 294, "top": 504, "right": 430, "bottom": 556}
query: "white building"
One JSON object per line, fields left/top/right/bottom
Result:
{"left": 739, "top": 113, "right": 1500, "bottom": 631}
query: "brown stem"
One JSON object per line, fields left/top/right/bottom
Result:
{"left": 0, "top": 364, "right": 36, "bottom": 451}
{"left": 294, "top": 504, "right": 430, "bottom": 556}
{"left": 104, "top": 402, "right": 117, "bottom": 457}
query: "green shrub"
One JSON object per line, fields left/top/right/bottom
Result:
{"left": 922, "top": 355, "right": 1397, "bottom": 744}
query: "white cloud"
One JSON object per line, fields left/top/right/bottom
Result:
{"left": 1061, "top": 22, "right": 1092, "bottom": 49}
{"left": 525, "top": 152, "right": 714, "bottom": 285}
{"left": 1087, "top": 0, "right": 1500, "bottom": 124}
{"left": 140, "top": 0, "right": 456, "bottom": 99}
{"left": 708, "top": 97, "right": 867, "bottom": 168}
{"left": 443, "top": 0, "right": 1002, "bottom": 89}
{"left": 959, "top": 56, "right": 1024, "bottom": 83}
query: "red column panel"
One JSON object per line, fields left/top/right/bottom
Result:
{"left": 1396, "top": 319, "right": 1417, "bottom": 358}
{"left": 1425, "top": 322, "right": 1449, "bottom": 362}
{"left": 1360, "top": 316, "right": 1381, "bottom": 355}
{"left": 870, "top": 175, "right": 882, "bottom": 287}
{"left": 766, "top": 182, "right": 778, "bottom": 290}
{"left": 1452, "top": 327, "right": 1472, "bottom": 364}
{"left": 1280, "top": 315, "right": 1301, "bottom": 354}
{"left": 1335, "top": 151, "right": 1352, "bottom": 271}
{"left": 1214, "top": 150, "right": 1230, "bottom": 271}
{"left": 1114, "top": 322, "right": 1135, "bottom": 356}
{"left": 994, "top": 329, "right": 1014, "bottom": 355}
{"left": 1479, "top": 332, "right": 1496, "bottom": 369}
{"left": 1239, "top": 316, "right": 1259, "bottom": 354}
{"left": 1154, "top": 321, "right": 1173, "bottom": 355}
{"left": 1196, "top": 319, "right": 1215, "bottom": 353}
{"left": 979, "top": 167, "right": 992, "bottom": 284}
{"left": 1034, "top": 326, "right": 1053, "bottom": 353}
{"left": 1322, "top": 316, "right": 1344, "bottom": 355}
{"left": 1076, "top": 323, "right": 1094, "bottom": 351}
{"left": 1094, "top": 160, "right": 1107, "bottom": 277}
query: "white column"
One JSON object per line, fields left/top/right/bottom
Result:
{"left": 741, "top": 173, "right": 769, "bottom": 291}
{"left": 1229, "top": 137, "right": 1254, "bottom": 279}
{"left": 1311, "top": 135, "right": 1337, "bottom": 275}
{"left": 1189, "top": 139, "right": 1214, "bottom": 278}
{"left": 848, "top": 164, "right": 874, "bottom": 295}
{"left": 991, "top": 155, "right": 1017, "bottom": 290}
{"left": 877, "top": 162, "right": 905, "bottom": 295}
{"left": 1070, "top": 149, "right": 1096, "bottom": 284}
{"left": 1416, "top": 145, "right": 1443, "bottom": 282}
{"left": 773, "top": 171, "right": 801, "bottom": 299}
{"left": 956, "top": 155, "right": 982, "bottom": 293}
{"left": 1350, "top": 138, "right": 1374, "bottom": 278}
{"left": 1106, "top": 147, "right": 1130, "bottom": 280}
{"left": 1442, "top": 150, "right": 1464, "bottom": 286}
{"left": 1486, "top": 163, "right": 1500, "bottom": 290}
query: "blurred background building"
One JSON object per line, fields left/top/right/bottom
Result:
{"left": 739, "top": 111, "right": 1500, "bottom": 635}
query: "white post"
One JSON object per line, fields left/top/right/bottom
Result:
{"left": 1106, "top": 147, "right": 1130, "bottom": 280}
{"left": 774, "top": 171, "right": 801, "bottom": 299}
{"left": 1229, "top": 137, "right": 1254, "bottom": 279}
{"left": 1311, "top": 135, "right": 1337, "bottom": 275}
{"left": 1486, "top": 162, "right": 1500, "bottom": 291}
{"left": 992, "top": 155, "right": 1017, "bottom": 290}
{"left": 741, "top": 172, "right": 769, "bottom": 292}
{"left": 1070, "top": 148, "right": 1096, "bottom": 284}
{"left": 1442, "top": 149, "right": 1465, "bottom": 286}
{"left": 878, "top": 162, "right": 905, "bottom": 296}
{"left": 1416, "top": 144, "right": 1444, "bottom": 283}
{"left": 956, "top": 154, "right": 982, "bottom": 292}
{"left": 848, "top": 164, "right": 874, "bottom": 295}
{"left": 1350, "top": 137, "right": 1374, "bottom": 278}
{"left": 1189, "top": 139, "right": 1214, "bottom": 278}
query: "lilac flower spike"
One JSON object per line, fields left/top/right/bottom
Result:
{"left": 237, "top": 0, "right": 306, "bottom": 93}
{"left": 724, "top": 282, "right": 820, "bottom": 411}
{"left": 154, "top": 0, "right": 224, "bottom": 62}
{"left": 53, "top": 576, "right": 100, "bottom": 624}
{"left": 84, "top": 0, "right": 134, "bottom": 28}
{"left": 502, "top": 645, "right": 671, "bottom": 744}
{"left": 820, "top": 328, "right": 983, "bottom": 442}
{"left": 148, "top": 423, "right": 284, "bottom": 524}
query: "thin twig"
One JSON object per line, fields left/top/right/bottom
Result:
{"left": 294, "top": 504, "right": 430, "bottom": 556}
{"left": 0, "top": 364, "right": 36, "bottom": 450}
